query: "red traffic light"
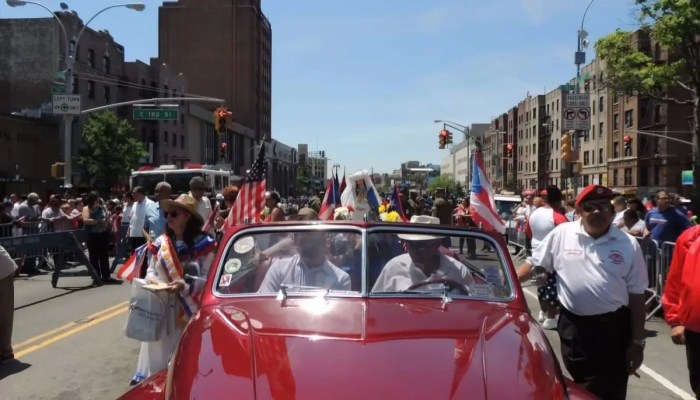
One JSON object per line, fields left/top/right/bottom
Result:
{"left": 623, "top": 135, "right": 632, "bottom": 143}
{"left": 507, "top": 143, "right": 514, "bottom": 151}
{"left": 440, "top": 129, "right": 449, "bottom": 138}
{"left": 217, "top": 109, "right": 231, "bottom": 119}
{"left": 220, "top": 142, "right": 228, "bottom": 150}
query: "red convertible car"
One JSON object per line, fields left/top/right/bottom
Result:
{"left": 120, "top": 221, "right": 594, "bottom": 399}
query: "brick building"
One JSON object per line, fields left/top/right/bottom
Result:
{"left": 517, "top": 95, "right": 546, "bottom": 190}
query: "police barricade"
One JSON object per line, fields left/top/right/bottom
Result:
{"left": 506, "top": 226, "right": 528, "bottom": 264}
{"left": 636, "top": 238, "right": 662, "bottom": 320}
{"left": 0, "top": 220, "right": 101, "bottom": 288}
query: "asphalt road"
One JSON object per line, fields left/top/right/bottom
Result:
{"left": 0, "top": 246, "right": 696, "bottom": 400}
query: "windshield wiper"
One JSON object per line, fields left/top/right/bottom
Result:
{"left": 276, "top": 284, "right": 329, "bottom": 301}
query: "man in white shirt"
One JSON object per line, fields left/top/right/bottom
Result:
{"left": 612, "top": 196, "right": 628, "bottom": 228}
{"left": 128, "top": 186, "right": 153, "bottom": 252}
{"left": 188, "top": 177, "right": 212, "bottom": 224}
{"left": 372, "top": 215, "right": 474, "bottom": 293}
{"left": 259, "top": 231, "right": 351, "bottom": 293}
{"left": 517, "top": 184, "right": 647, "bottom": 400}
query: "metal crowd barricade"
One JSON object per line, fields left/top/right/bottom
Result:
{"left": 0, "top": 218, "right": 100, "bottom": 287}
{"left": 637, "top": 238, "right": 662, "bottom": 320}
{"left": 110, "top": 222, "right": 131, "bottom": 273}
{"left": 506, "top": 226, "right": 528, "bottom": 264}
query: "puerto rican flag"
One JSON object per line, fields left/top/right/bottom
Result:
{"left": 318, "top": 177, "right": 338, "bottom": 220}
{"left": 389, "top": 185, "right": 409, "bottom": 222}
{"left": 470, "top": 146, "right": 506, "bottom": 234}
{"left": 116, "top": 243, "right": 150, "bottom": 281}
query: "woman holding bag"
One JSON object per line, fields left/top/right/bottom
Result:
{"left": 129, "top": 194, "right": 217, "bottom": 385}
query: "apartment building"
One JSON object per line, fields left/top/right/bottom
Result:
{"left": 544, "top": 87, "right": 566, "bottom": 190}
{"left": 579, "top": 59, "right": 609, "bottom": 188}
{"left": 516, "top": 95, "right": 546, "bottom": 190}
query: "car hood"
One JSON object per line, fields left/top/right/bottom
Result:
{"left": 169, "top": 298, "right": 566, "bottom": 400}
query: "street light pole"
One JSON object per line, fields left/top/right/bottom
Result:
{"left": 8, "top": 1, "right": 145, "bottom": 188}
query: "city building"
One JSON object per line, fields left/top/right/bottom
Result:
{"left": 297, "top": 144, "right": 327, "bottom": 191}
{"left": 579, "top": 58, "right": 609, "bottom": 189}
{"left": 0, "top": 115, "right": 59, "bottom": 197}
{"left": 266, "top": 139, "right": 297, "bottom": 198}
{"left": 516, "top": 95, "right": 546, "bottom": 190}
{"left": 544, "top": 87, "right": 566, "bottom": 190}
{"left": 0, "top": 12, "right": 129, "bottom": 186}
{"left": 158, "top": 0, "right": 271, "bottom": 150}
{"left": 606, "top": 31, "right": 694, "bottom": 198}
{"left": 485, "top": 113, "right": 509, "bottom": 191}
{"left": 442, "top": 123, "right": 490, "bottom": 189}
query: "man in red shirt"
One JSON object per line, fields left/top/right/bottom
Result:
{"left": 662, "top": 224, "right": 700, "bottom": 397}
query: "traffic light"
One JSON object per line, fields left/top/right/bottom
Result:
{"left": 439, "top": 129, "right": 449, "bottom": 149}
{"left": 214, "top": 107, "right": 231, "bottom": 134}
{"left": 51, "top": 162, "right": 64, "bottom": 179}
{"left": 446, "top": 131, "right": 453, "bottom": 144}
{"left": 507, "top": 143, "right": 514, "bottom": 158}
{"left": 220, "top": 142, "right": 228, "bottom": 160}
{"left": 624, "top": 135, "right": 633, "bottom": 152}
{"left": 561, "top": 134, "right": 572, "bottom": 161}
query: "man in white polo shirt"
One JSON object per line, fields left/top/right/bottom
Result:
{"left": 517, "top": 184, "right": 647, "bottom": 400}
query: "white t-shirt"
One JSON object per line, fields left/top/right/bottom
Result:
{"left": 613, "top": 208, "right": 628, "bottom": 228}
{"left": 621, "top": 220, "right": 646, "bottom": 236}
{"left": 530, "top": 220, "right": 648, "bottom": 316}
{"left": 191, "top": 194, "right": 212, "bottom": 223}
{"left": 258, "top": 255, "right": 351, "bottom": 293}
{"left": 372, "top": 253, "right": 475, "bottom": 293}
{"left": 527, "top": 206, "right": 568, "bottom": 251}
{"left": 128, "top": 198, "right": 153, "bottom": 238}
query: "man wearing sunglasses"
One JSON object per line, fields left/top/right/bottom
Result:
{"left": 517, "top": 184, "right": 647, "bottom": 400}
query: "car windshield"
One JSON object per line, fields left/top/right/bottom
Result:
{"left": 214, "top": 227, "right": 513, "bottom": 301}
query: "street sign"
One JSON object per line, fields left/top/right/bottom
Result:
{"left": 51, "top": 86, "right": 65, "bottom": 94}
{"left": 565, "top": 93, "right": 590, "bottom": 108}
{"left": 682, "top": 170, "right": 693, "bottom": 186}
{"left": 52, "top": 94, "right": 81, "bottom": 115}
{"left": 133, "top": 109, "right": 180, "bottom": 120}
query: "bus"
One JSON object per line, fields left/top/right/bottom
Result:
{"left": 130, "top": 164, "right": 242, "bottom": 196}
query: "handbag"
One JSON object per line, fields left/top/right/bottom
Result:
{"left": 124, "top": 278, "right": 166, "bottom": 342}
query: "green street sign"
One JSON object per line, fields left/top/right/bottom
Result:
{"left": 52, "top": 86, "right": 65, "bottom": 94}
{"left": 133, "top": 109, "right": 179, "bottom": 120}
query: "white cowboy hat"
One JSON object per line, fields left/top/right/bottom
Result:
{"left": 397, "top": 215, "right": 443, "bottom": 241}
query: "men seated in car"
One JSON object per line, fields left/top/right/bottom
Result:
{"left": 372, "top": 216, "right": 475, "bottom": 293}
{"left": 258, "top": 231, "right": 352, "bottom": 293}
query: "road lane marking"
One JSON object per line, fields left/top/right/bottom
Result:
{"left": 13, "top": 301, "right": 128, "bottom": 350}
{"left": 522, "top": 287, "right": 695, "bottom": 400}
{"left": 13, "top": 301, "right": 129, "bottom": 357}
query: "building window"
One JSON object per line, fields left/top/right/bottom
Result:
{"left": 653, "top": 165, "right": 661, "bottom": 185}
{"left": 599, "top": 122, "right": 604, "bottom": 138}
{"left": 555, "top": 158, "right": 559, "bottom": 170}
{"left": 625, "top": 141, "right": 633, "bottom": 157}
{"left": 103, "top": 55, "right": 111, "bottom": 74}
{"left": 532, "top": 161, "right": 536, "bottom": 171}
{"left": 103, "top": 86, "right": 110, "bottom": 103}
{"left": 625, "top": 110, "right": 633, "bottom": 127}
{"left": 613, "top": 114, "right": 620, "bottom": 130}
{"left": 613, "top": 141, "right": 620, "bottom": 158}
{"left": 172, "top": 133, "right": 177, "bottom": 147}
{"left": 583, "top": 175, "right": 590, "bottom": 186}
{"left": 584, "top": 151, "right": 590, "bottom": 165}
{"left": 164, "top": 154, "right": 168, "bottom": 164}
{"left": 654, "top": 105, "right": 661, "bottom": 123}
{"left": 87, "top": 80, "right": 95, "bottom": 99}
{"left": 613, "top": 169, "right": 619, "bottom": 186}
{"left": 591, "top": 125, "right": 595, "bottom": 140}
{"left": 599, "top": 96, "right": 604, "bottom": 112}
{"left": 592, "top": 100, "right": 596, "bottom": 115}
{"left": 164, "top": 85, "right": 169, "bottom": 97}
{"left": 598, "top": 148, "right": 604, "bottom": 164}
{"left": 72, "top": 77, "right": 79, "bottom": 94}
{"left": 88, "top": 49, "right": 95, "bottom": 68}
{"left": 556, "top": 99, "right": 559, "bottom": 111}
{"left": 624, "top": 168, "right": 633, "bottom": 185}
{"left": 181, "top": 135, "right": 185, "bottom": 149}
{"left": 164, "top": 131, "right": 169, "bottom": 145}
{"left": 69, "top": 40, "right": 76, "bottom": 57}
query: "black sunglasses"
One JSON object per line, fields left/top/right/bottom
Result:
{"left": 581, "top": 202, "right": 612, "bottom": 213}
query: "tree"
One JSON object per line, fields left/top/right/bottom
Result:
{"left": 595, "top": 0, "right": 700, "bottom": 209}
{"left": 296, "top": 164, "right": 311, "bottom": 195}
{"left": 76, "top": 111, "right": 147, "bottom": 189}
{"left": 428, "top": 175, "right": 455, "bottom": 194}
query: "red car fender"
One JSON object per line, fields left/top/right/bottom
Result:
{"left": 117, "top": 371, "right": 168, "bottom": 400}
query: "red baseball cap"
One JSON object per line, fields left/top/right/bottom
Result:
{"left": 576, "top": 185, "right": 614, "bottom": 207}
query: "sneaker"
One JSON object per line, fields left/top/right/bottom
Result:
{"left": 537, "top": 310, "right": 546, "bottom": 322}
{"left": 542, "top": 316, "right": 558, "bottom": 330}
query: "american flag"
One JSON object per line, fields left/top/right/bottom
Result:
{"left": 227, "top": 144, "right": 267, "bottom": 225}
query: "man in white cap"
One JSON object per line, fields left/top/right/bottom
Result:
{"left": 372, "top": 215, "right": 475, "bottom": 293}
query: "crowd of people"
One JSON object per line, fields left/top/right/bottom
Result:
{"left": 2, "top": 177, "right": 700, "bottom": 399}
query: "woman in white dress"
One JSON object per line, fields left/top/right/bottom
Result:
{"left": 129, "top": 194, "right": 217, "bottom": 385}
{"left": 340, "top": 171, "right": 382, "bottom": 221}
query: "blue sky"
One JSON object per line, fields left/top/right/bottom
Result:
{"left": 3, "top": 0, "right": 639, "bottom": 175}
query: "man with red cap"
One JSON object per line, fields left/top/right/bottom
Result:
{"left": 517, "top": 184, "right": 648, "bottom": 400}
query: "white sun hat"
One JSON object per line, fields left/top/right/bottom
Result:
{"left": 397, "top": 215, "right": 443, "bottom": 241}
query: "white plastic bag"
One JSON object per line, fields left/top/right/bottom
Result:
{"left": 124, "top": 278, "right": 166, "bottom": 342}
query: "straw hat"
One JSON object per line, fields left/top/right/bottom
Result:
{"left": 397, "top": 215, "right": 442, "bottom": 241}
{"left": 160, "top": 194, "right": 204, "bottom": 225}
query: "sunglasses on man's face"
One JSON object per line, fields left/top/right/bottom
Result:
{"left": 580, "top": 201, "right": 612, "bottom": 213}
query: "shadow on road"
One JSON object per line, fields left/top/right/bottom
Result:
{"left": 14, "top": 286, "right": 95, "bottom": 312}
{"left": 0, "top": 359, "right": 31, "bottom": 381}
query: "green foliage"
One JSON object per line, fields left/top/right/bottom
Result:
{"left": 296, "top": 164, "right": 311, "bottom": 194}
{"left": 428, "top": 175, "right": 455, "bottom": 193}
{"left": 454, "top": 181, "right": 466, "bottom": 197}
{"left": 76, "top": 111, "right": 147, "bottom": 188}
{"left": 503, "top": 178, "right": 524, "bottom": 194}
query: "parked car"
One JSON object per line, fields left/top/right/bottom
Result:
{"left": 120, "top": 221, "right": 594, "bottom": 400}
